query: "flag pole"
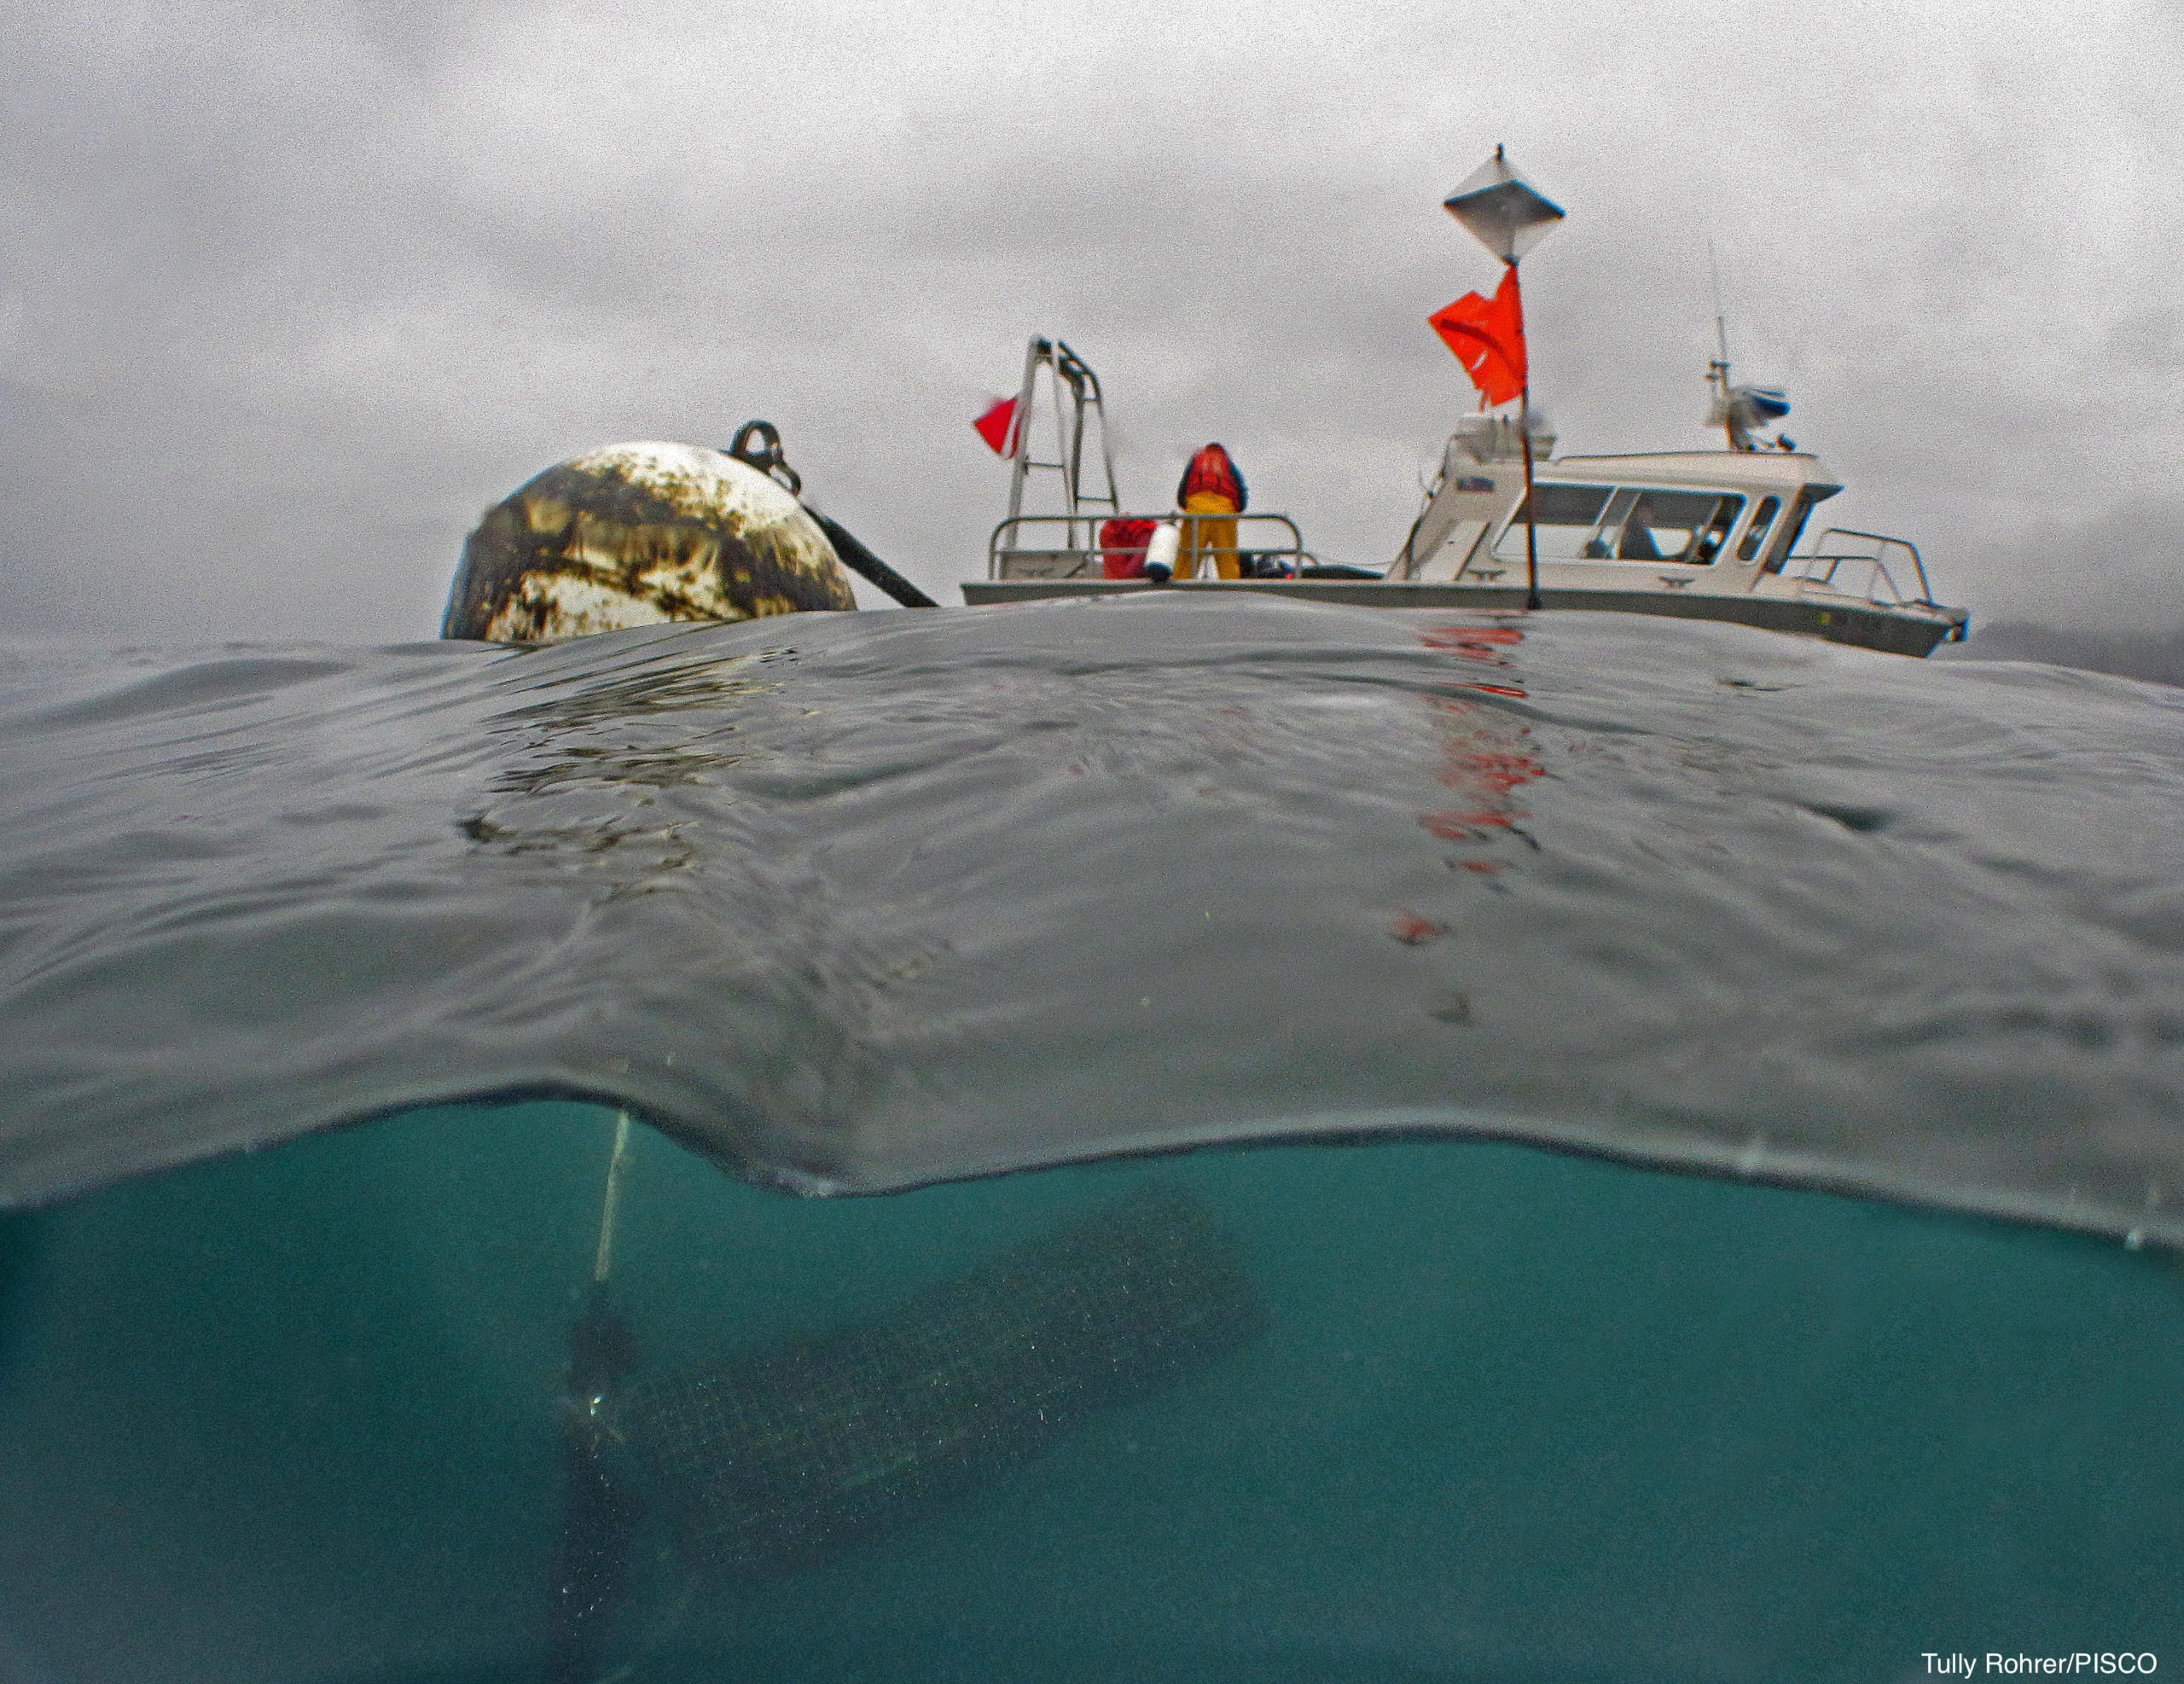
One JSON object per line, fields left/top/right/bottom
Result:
{"left": 1511, "top": 258, "right": 1541, "bottom": 612}
{"left": 1440, "top": 145, "right": 1562, "bottom": 615}
{"left": 1003, "top": 336, "right": 1045, "bottom": 531}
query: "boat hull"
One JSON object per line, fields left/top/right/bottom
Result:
{"left": 960, "top": 578, "right": 1966, "bottom": 658}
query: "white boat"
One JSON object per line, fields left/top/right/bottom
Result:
{"left": 962, "top": 380, "right": 1969, "bottom": 659}
{"left": 965, "top": 142, "right": 1967, "bottom": 663}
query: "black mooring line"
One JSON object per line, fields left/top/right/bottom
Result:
{"left": 808, "top": 509, "right": 939, "bottom": 609}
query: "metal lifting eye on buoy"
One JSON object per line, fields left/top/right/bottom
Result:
{"left": 727, "top": 419, "right": 802, "bottom": 496}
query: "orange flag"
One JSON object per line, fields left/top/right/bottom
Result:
{"left": 973, "top": 395, "right": 1020, "bottom": 456}
{"left": 1429, "top": 264, "right": 1527, "bottom": 408}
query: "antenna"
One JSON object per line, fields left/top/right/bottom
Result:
{"left": 1705, "top": 239, "right": 1737, "bottom": 449}
{"left": 1699, "top": 242, "right": 1794, "bottom": 453}
{"left": 1707, "top": 238, "right": 1731, "bottom": 369}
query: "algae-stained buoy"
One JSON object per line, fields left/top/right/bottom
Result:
{"left": 443, "top": 442, "right": 856, "bottom": 644}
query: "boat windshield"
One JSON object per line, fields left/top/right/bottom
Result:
{"left": 1496, "top": 485, "right": 1743, "bottom": 566}
{"left": 1763, "top": 485, "right": 1828, "bottom": 573}
{"left": 1737, "top": 494, "right": 1782, "bottom": 562}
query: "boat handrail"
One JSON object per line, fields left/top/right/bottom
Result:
{"left": 1795, "top": 527, "right": 1941, "bottom": 607}
{"left": 1780, "top": 550, "right": 1908, "bottom": 605}
{"left": 988, "top": 513, "right": 1318, "bottom": 580}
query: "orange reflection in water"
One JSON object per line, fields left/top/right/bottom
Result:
{"left": 1411, "top": 622, "right": 1544, "bottom": 855}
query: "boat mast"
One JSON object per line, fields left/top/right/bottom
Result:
{"left": 1002, "top": 337, "right": 1123, "bottom": 557}
{"left": 1002, "top": 336, "right": 1044, "bottom": 531}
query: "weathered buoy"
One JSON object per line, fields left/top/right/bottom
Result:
{"left": 442, "top": 441, "right": 856, "bottom": 644}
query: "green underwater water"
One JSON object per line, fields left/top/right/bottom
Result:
{"left": 2, "top": 1105, "right": 2180, "bottom": 1684}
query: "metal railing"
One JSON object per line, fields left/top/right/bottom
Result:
{"left": 988, "top": 514, "right": 1317, "bottom": 581}
{"left": 1780, "top": 527, "right": 1946, "bottom": 612}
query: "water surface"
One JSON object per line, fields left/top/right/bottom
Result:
{"left": 4, "top": 598, "right": 2183, "bottom": 1681}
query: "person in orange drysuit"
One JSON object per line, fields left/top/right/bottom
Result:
{"left": 1175, "top": 444, "right": 1247, "bottom": 580}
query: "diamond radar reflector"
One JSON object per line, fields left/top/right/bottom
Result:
{"left": 1443, "top": 148, "right": 1565, "bottom": 263}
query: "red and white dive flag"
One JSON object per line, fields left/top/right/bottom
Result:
{"left": 973, "top": 395, "right": 1021, "bottom": 456}
{"left": 1429, "top": 264, "right": 1527, "bottom": 408}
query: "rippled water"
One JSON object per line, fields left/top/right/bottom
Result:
{"left": 5, "top": 597, "right": 2184, "bottom": 1236}
{"left": 3, "top": 598, "right": 2183, "bottom": 1681}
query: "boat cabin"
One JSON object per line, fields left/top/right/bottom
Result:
{"left": 1397, "top": 419, "right": 1833, "bottom": 591}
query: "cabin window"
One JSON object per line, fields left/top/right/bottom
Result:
{"left": 1499, "top": 487, "right": 1745, "bottom": 566}
{"left": 1490, "top": 484, "right": 1612, "bottom": 560}
{"left": 1736, "top": 496, "right": 1781, "bottom": 562}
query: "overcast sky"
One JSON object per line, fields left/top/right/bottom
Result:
{"left": 3, "top": 0, "right": 2178, "bottom": 643}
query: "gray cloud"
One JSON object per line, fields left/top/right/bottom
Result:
{"left": 2, "top": 0, "right": 2178, "bottom": 640}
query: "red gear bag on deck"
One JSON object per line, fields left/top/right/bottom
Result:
{"left": 1100, "top": 517, "right": 1159, "bottom": 578}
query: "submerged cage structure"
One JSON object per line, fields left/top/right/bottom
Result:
{"left": 616, "top": 1187, "right": 1267, "bottom": 1577}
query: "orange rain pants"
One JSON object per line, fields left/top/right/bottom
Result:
{"left": 1177, "top": 490, "right": 1241, "bottom": 580}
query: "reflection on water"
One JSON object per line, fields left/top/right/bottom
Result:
{"left": 2, "top": 1102, "right": 2179, "bottom": 1682}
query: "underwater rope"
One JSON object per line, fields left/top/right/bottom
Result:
{"left": 547, "top": 1112, "right": 640, "bottom": 1684}
{"left": 590, "top": 1112, "right": 632, "bottom": 1288}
